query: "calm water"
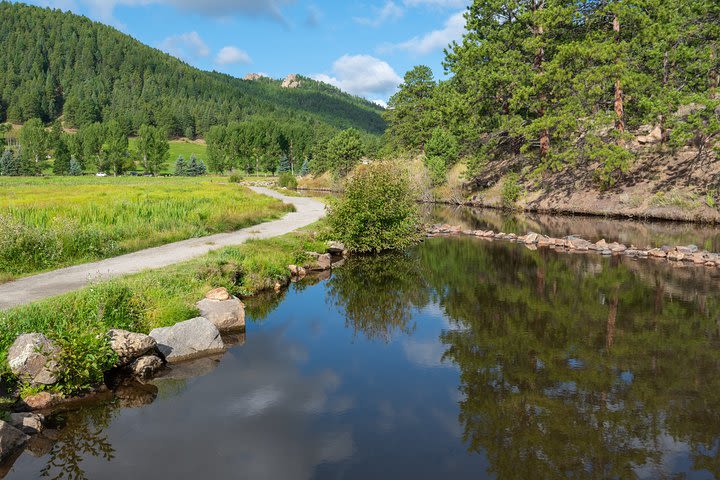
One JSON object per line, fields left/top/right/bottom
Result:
{"left": 6, "top": 215, "right": 720, "bottom": 479}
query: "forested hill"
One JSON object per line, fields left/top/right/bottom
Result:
{"left": 0, "top": 2, "right": 386, "bottom": 136}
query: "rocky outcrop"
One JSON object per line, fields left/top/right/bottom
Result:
{"left": 281, "top": 74, "right": 301, "bottom": 89}
{"left": 7, "top": 334, "right": 59, "bottom": 386}
{"left": 150, "top": 317, "right": 226, "bottom": 364}
{"left": 196, "top": 294, "right": 246, "bottom": 332}
{"left": 108, "top": 329, "right": 157, "bottom": 366}
{"left": 244, "top": 73, "right": 266, "bottom": 81}
{"left": 0, "top": 420, "right": 29, "bottom": 464}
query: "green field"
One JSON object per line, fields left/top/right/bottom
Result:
{"left": 0, "top": 176, "right": 292, "bottom": 281}
{"left": 128, "top": 138, "right": 208, "bottom": 173}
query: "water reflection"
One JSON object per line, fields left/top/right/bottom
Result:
{"left": 6, "top": 233, "right": 720, "bottom": 479}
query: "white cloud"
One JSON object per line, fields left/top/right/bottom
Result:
{"left": 354, "top": 1, "right": 403, "bottom": 27}
{"left": 403, "top": 0, "right": 468, "bottom": 7}
{"left": 382, "top": 10, "right": 465, "bottom": 54}
{"left": 312, "top": 54, "right": 402, "bottom": 99}
{"left": 158, "top": 31, "right": 210, "bottom": 61}
{"left": 215, "top": 46, "right": 252, "bottom": 65}
{"left": 35, "top": 0, "right": 295, "bottom": 23}
{"left": 371, "top": 99, "right": 388, "bottom": 108}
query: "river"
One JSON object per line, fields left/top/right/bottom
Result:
{"left": 5, "top": 207, "right": 720, "bottom": 479}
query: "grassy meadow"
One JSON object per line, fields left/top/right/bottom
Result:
{"left": 0, "top": 176, "right": 293, "bottom": 281}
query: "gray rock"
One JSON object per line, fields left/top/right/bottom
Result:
{"left": 327, "top": 241, "right": 346, "bottom": 255}
{"left": 108, "top": 329, "right": 157, "bottom": 366}
{"left": 8, "top": 413, "right": 44, "bottom": 435}
{"left": 7, "top": 334, "right": 59, "bottom": 386}
{"left": 196, "top": 297, "right": 246, "bottom": 332}
{"left": 0, "top": 420, "right": 29, "bottom": 464}
{"left": 129, "top": 355, "right": 164, "bottom": 380}
{"left": 150, "top": 317, "right": 225, "bottom": 364}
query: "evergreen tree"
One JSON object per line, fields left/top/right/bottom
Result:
{"left": 299, "top": 158, "right": 310, "bottom": 176}
{"left": 68, "top": 156, "right": 82, "bottom": 176}
{"left": 174, "top": 155, "right": 187, "bottom": 176}
{"left": 425, "top": 128, "right": 459, "bottom": 186}
{"left": 277, "top": 155, "right": 291, "bottom": 173}
{"left": 384, "top": 66, "right": 437, "bottom": 151}
{"left": 197, "top": 158, "right": 207, "bottom": 176}
{"left": 0, "top": 149, "right": 15, "bottom": 176}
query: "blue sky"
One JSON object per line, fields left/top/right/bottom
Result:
{"left": 18, "top": 0, "right": 470, "bottom": 105}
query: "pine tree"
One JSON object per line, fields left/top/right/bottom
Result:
{"left": 384, "top": 66, "right": 438, "bottom": 151}
{"left": 197, "top": 159, "right": 207, "bottom": 176}
{"left": 174, "top": 155, "right": 187, "bottom": 176}
{"left": 299, "top": 158, "right": 310, "bottom": 176}
{"left": 187, "top": 154, "right": 200, "bottom": 176}
{"left": 277, "top": 155, "right": 291, "bottom": 173}
{"left": 0, "top": 149, "right": 13, "bottom": 175}
{"left": 68, "top": 156, "right": 82, "bottom": 176}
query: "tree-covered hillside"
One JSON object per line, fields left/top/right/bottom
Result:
{"left": 0, "top": 2, "right": 386, "bottom": 136}
{"left": 385, "top": 0, "right": 719, "bottom": 189}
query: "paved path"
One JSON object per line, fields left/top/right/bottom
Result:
{"left": 0, "top": 187, "right": 326, "bottom": 311}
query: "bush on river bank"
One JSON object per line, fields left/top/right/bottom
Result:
{"left": 328, "top": 162, "right": 420, "bottom": 253}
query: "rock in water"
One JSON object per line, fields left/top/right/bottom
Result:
{"left": 0, "top": 420, "right": 29, "bottom": 464}
{"left": 196, "top": 297, "right": 246, "bottom": 332}
{"left": 7, "top": 413, "right": 44, "bottom": 435}
{"left": 107, "top": 329, "right": 157, "bottom": 366}
{"left": 7, "top": 334, "right": 59, "bottom": 386}
{"left": 150, "top": 318, "right": 225, "bottom": 363}
{"left": 327, "top": 241, "right": 347, "bottom": 255}
{"left": 129, "top": 355, "right": 164, "bottom": 379}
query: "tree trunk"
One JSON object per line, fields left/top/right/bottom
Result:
{"left": 534, "top": 0, "right": 550, "bottom": 158}
{"left": 613, "top": 15, "right": 625, "bottom": 134}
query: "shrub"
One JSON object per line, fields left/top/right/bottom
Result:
{"left": 278, "top": 172, "right": 298, "bottom": 189}
{"left": 424, "top": 128, "right": 459, "bottom": 186}
{"left": 51, "top": 327, "right": 118, "bottom": 396}
{"left": 328, "top": 161, "right": 420, "bottom": 253}
{"left": 228, "top": 170, "right": 244, "bottom": 184}
{"left": 501, "top": 172, "right": 523, "bottom": 208}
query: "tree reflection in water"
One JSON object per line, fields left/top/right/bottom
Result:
{"left": 40, "top": 404, "right": 116, "bottom": 480}
{"left": 328, "top": 236, "right": 720, "bottom": 478}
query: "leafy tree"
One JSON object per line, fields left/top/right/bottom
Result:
{"left": 52, "top": 134, "right": 72, "bottom": 175}
{"left": 137, "top": 124, "right": 169, "bottom": 175}
{"left": 326, "top": 129, "right": 364, "bottom": 177}
{"left": 18, "top": 118, "right": 48, "bottom": 175}
{"left": 104, "top": 120, "right": 129, "bottom": 175}
{"left": 0, "top": 123, "right": 10, "bottom": 150}
{"left": 328, "top": 162, "right": 420, "bottom": 253}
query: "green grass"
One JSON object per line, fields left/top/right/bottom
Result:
{"left": 0, "top": 176, "right": 293, "bottom": 280}
{"left": 0, "top": 226, "right": 328, "bottom": 392}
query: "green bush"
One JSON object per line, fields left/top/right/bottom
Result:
{"left": 278, "top": 172, "right": 298, "bottom": 189}
{"left": 51, "top": 327, "right": 118, "bottom": 396}
{"left": 424, "top": 128, "right": 459, "bottom": 186}
{"left": 328, "top": 162, "right": 420, "bottom": 253}
{"left": 501, "top": 172, "right": 523, "bottom": 208}
{"left": 228, "top": 170, "right": 244, "bottom": 184}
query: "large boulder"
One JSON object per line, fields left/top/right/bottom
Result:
{"left": 204, "top": 287, "right": 231, "bottom": 301}
{"left": 0, "top": 420, "right": 29, "bottom": 464}
{"left": 150, "top": 317, "right": 226, "bottom": 364}
{"left": 107, "top": 329, "right": 157, "bottom": 366}
{"left": 7, "top": 334, "right": 59, "bottom": 386}
{"left": 196, "top": 297, "right": 246, "bottom": 332}
{"left": 7, "top": 413, "right": 44, "bottom": 435}
{"left": 306, "top": 253, "right": 332, "bottom": 271}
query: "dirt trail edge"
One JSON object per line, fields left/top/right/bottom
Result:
{"left": 0, "top": 187, "right": 326, "bottom": 311}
